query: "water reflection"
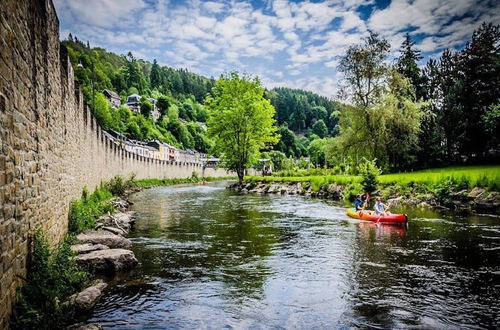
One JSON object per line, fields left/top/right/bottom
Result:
{"left": 89, "top": 183, "right": 500, "bottom": 329}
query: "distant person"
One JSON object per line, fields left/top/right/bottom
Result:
{"left": 374, "top": 197, "right": 388, "bottom": 216}
{"left": 354, "top": 194, "right": 363, "bottom": 210}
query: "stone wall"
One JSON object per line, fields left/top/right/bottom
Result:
{"left": 0, "top": 1, "right": 232, "bottom": 327}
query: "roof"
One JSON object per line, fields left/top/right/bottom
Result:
{"left": 103, "top": 89, "right": 119, "bottom": 99}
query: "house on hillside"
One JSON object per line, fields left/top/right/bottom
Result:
{"left": 103, "top": 89, "right": 121, "bottom": 109}
{"left": 125, "top": 94, "right": 141, "bottom": 113}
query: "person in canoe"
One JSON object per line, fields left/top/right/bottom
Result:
{"left": 374, "top": 197, "right": 390, "bottom": 216}
{"left": 354, "top": 194, "right": 364, "bottom": 210}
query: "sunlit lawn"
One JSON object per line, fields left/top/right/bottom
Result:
{"left": 247, "top": 165, "right": 500, "bottom": 189}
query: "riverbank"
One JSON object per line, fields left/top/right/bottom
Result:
{"left": 10, "top": 174, "right": 234, "bottom": 329}
{"left": 231, "top": 179, "right": 500, "bottom": 215}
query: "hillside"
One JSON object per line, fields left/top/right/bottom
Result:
{"left": 62, "top": 35, "right": 342, "bottom": 158}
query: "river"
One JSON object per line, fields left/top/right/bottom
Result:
{"left": 88, "top": 181, "right": 500, "bottom": 329}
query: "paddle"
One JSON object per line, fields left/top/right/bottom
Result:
{"left": 361, "top": 193, "right": 370, "bottom": 213}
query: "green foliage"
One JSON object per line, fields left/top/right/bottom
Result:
{"left": 156, "top": 96, "right": 170, "bottom": 119}
{"left": 308, "top": 138, "right": 327, "bottom": 167}
{"left": 335, "top": 70, "right": 424, "bottom": 171}
{"left": 140, "top": 98, "right": 153, "bottom": 117}
{"left": 91, "top": 92, "right": 114, "bottom": 130}
{"left": 312, "top": 120, "right": 328, "bottom": 138}
{"left": 206, "top": 72, "right": 279, "bottom": 181}
{"left": 68, "top": 186, "right": 114, "bottom": 234}
{"left": 396, "top": 33, "right": 424, "bottom": 99}
{"left": 339, "top": 31, "right": 390, "bottom": 108}
{"left": 134, "top": 176, "right": 235, "bottom": 187}
{"left": 11, "top": 231, "right": 89, "bottom": 329}
{"left": 261, "top": 151, "right": 287, "bottom": 172}
{"left": 104, "top": 174, "right": 137, "bottom": 196}
{"left": 62, "top": 39, "right": 214, "bottom": 152}
{"left": 358, "top": 158, "right": 381, "bottom": 193}
{"left": 268, "top": 87, "right": 341, "bottom": 135}
{"left": 344, "top": 182, "right": 364, "bottom": 201}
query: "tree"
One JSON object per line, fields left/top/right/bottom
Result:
{"left": 312, "top": 119, "right": 328, "bottom": 138}
{"left": 125, "top": 52, "right": 143, "bottom": 92}
{"left": 275, "top": 125, "right": 299, "bottom": 157}
{"left": 92, "top": 92, "right": 115, "bottom": 130}
{"left": 150, "top": 59, "right": 162, "bottom": 89}
{"left": 140, "top": 98, "right": 152, "bottom": 117}
{"left": 335, "top": 70, "right": 424, "bottom": 170}
{"left": 338, "top": 31, "right": 390, "bottom": 108}
{"left": 397, "top": 33, "right": 424, "bottom": 99}
{"left": 359, "top": 158, "right": 381, "bottom": 193}
{"left": 156, "top": 96, "right": 170, "bottom": 119}
{"left": 458, "top": 23, "right": 500, "bottom": 159}
{"left": 439, "top": 49, "right": 465, "bottom": 160}
{"left": 308, "top": 138, "right": 327, "bottom": 167}
{"left": 261, "top": 150, "right": 286, "bottom": 171}
{"left": 206, "top": 73, "right": 279, "bottom": 182}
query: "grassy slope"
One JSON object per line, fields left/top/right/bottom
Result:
{"left": 246, "top": 165, "right": 500, "bottom": 190}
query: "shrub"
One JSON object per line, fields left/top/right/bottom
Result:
{"left": 359, "top": 158, "right": 381, "bottom": 193}
{"left": 68, "top": 186, "right": 114, "bottom": 234}
{"left": 11, "top": 231, "right": 89, "bottom": 329}
{"left": 104, "top": 174, "right": 137, "bottom": 196}
{"left": 344, "top": 182, "right": 363, "bottom": 201}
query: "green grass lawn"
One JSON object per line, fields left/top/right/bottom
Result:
{"left": 247, "top": 165, "right": 500, "bottom": 189}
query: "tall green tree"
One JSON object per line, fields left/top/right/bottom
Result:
{"left": 396, "top": 33, "right": 424, "bottom": 99}
{"left": 206, "top": 73, "right": 279, "bottom": 182}
{"left": 458, "top": 23, "right": 500, "bottom": 158}
{"left": 140, "top": 98, "right": 152, "bottom": 117}
{"left": 439, "top": 49, "right": 465, "bottom": 160}
{"left": 150, "top": 59, "right": 162, "bottom": 89}
{"left": 156, "top": 96, "right": 170, "bottom": 119}
{"left": 124, "top": 52, "right": 142, "bottom": 91}
{"left": 338, "top": 31, "right": 390, "bottom": 108}
{"left": 416, "top": 58, "right": 446, "bottom": 168}
{"left": 312, "top": 119, "right": 328, "bottom": 138}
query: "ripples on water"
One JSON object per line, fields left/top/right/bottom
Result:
{"left": 89, "top": 182, "right": 500, "bottom": 329}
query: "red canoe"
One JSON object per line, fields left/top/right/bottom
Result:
{"left": 346, "top": 208, "right": 408, "bottom": 224}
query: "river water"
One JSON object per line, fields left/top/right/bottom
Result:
{"left": 88, "top": 182, "right": 500, "bottom": 329}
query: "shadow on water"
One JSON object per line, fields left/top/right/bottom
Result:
{"left": 88, "top": 182, "right": 500, "bottom": 329}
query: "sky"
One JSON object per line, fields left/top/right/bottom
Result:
{"left": 53, "top": 0, "right": 499, "bottom": 98}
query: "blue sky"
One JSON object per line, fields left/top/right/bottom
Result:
{"left": 53, "top": 0, "right": 499, "bottom": 97}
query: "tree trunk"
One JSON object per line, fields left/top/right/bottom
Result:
{"left": 237, "top": 167, "right": 244, "bottom": 183}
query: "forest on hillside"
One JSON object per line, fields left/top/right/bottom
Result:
{"left": 62, "top": 36, "right": 342, "bottom": 157}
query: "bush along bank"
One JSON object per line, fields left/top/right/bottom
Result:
{"left": 11, "top": 175, "right": 141, "bottom": 330}
{"left": 231, "top": 176, "right": 500, "bottom": 215}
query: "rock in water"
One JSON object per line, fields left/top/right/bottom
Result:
{"left": 69, "top": 280, "right": 108, "bottom": 311}
{"left": 67, "top": 323, "right": 103, "bottom": 330}
{"left": 102, "top": 226, "right": 126, "bottom": 236}
{"left": 76, "top": 231, "right": 132, "bottom": 249}
{"left": 76, "top": 249, "right": 138, "bottom": 273}
{"left": 71, "top": 243, "right": 110, "bottom": 255}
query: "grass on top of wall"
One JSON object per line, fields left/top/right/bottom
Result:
{"left": 246, "top": 165, "right": 500, "bottom": 191}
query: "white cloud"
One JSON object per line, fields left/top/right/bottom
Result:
{"left": 54, "top": 0, "right": 147, "bottom": 28}
{"left": 55, "top": 0, "right": 499, "bottom": 98}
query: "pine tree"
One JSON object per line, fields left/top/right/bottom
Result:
{"left": 458, "top": 23, "right": 500, "bottom": 159}
{"left": 150, "top": 59, "right": 162, "bottom": 89}
{"left": 396, "top": 33, "right": 424, "bottom": 99}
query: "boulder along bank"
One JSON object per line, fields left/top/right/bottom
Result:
{"left": 67, "top": 189, "right": 142, "bottom": 329}
{"left": 229, "top": 181, "right": 500, "bottom": 216}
